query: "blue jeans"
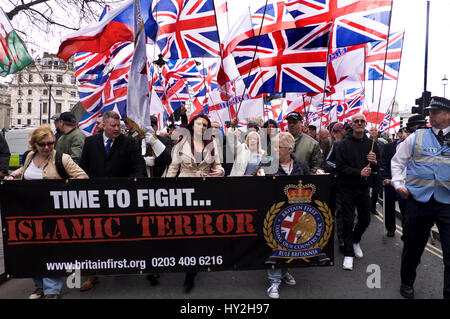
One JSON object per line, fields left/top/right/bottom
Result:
{"left": 267, "top": 267, "right": 288, "bottom": 285}
{"left": 32, "top": 277, "right": 64, "bottom": 295}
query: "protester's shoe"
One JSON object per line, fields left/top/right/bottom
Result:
{"left": 183, "top": 273, "right": 196, "bottom": 293}
{"left": 387, "top": 230, "right": 395, "bottom": 237}
{"left": 43, "top": 294, "right": 59, "bottom": 299}
{"left": 353, "top": 243, "right": 364, "bottom": 258}
{"left": 342, "top": 256, "right": 353, "bottom": 270}
{"left": 400, "top": 284, "right": 414, "bottom": 299}
{"left": 147, "top": 273, "right": 160, "bottom": 286}
{"left": 267, "top": 284, "right": 280, "bottom": 299}
{"left": 282, "top": 272, "right": 296, "bottom": 285}
{"left": 29, "top": 288, "right": 43, "bottom": 299}
{"left": 80, "top": 276, "right": 99, "bottom": 292}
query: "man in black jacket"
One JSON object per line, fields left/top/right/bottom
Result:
{"left": 79, "top": 111, "right": 147, "bottom": 178}
{"left": 78, "top": 111, "right": 147, "bottom": 291}
{"left": 336, "top": 114, "right": 379, "bottom": 271}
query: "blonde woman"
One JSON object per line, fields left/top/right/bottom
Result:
{"left": 8, "top": 125, "right": 88, "bottom": 299}
{"left": 228, "top": 129, "right": 266, "bottom": 176}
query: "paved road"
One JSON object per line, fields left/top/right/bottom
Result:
{"left": 0, "top": 203, "right": 444, "bottom": 300}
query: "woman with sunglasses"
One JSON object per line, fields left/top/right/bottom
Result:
{"left": 8, "top": 124, "right": 88, "bottom": 299}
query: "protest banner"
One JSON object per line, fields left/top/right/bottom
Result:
{"left": 0, "top": 176, "right": 335, "bottom": 277}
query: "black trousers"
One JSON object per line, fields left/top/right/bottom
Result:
{"left": 384, "top": 184, "right": 407, "bottom": 232}
{"left": 401, "top": 196, "right": 450, "bottom": 299}
{"left": 339, "top": 186, "right": 371, "bottom": 257}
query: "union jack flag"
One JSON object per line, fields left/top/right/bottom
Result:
{"left": 154, "top": 0, "right": 220, "bottom": 59}
{"left": 366, "top": 31, "right": 404, "bottom": 81}
{"left": 74, "top": 42, "right": 132, "bottom": 135}
{"left": 231, "top": 22, "right": 331, "bottom": 97}
{"left": 286, "top": 0, "right": 393, "bottom": 47}
{"left": 337, "top": 87, "right": 365, "bottom": 122}
{"left": 162, "top": 58, "right": 202, "bottom": 85}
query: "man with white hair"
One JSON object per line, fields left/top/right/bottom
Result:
{"left": 335, "top": 113, "right": 379, "bottom": 271}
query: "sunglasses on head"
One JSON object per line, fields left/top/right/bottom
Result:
{"left": 36, "top": 141, "right": 55, "bottom": 147}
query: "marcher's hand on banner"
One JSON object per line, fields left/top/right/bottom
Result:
{"left": 383, "top": 179, "right": 391, "bottom": 186}
{"left": 315, "top": 169, "right": 326, "bottom": 175}
{"left": 209, "top": 168, "right": 224, "bottom": 177}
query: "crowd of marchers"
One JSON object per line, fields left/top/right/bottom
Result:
{"left": 0, "top": 96, "right": 449, "bottom": 300}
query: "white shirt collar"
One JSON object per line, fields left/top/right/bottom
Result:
{"left": 431, "top": 127, "right": 450, "bottom": 135}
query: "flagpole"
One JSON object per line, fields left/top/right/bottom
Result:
{"left": 302, "top": 94, "right": 308, "bottom": 122}
{"left": 212, "top": 0, "right": 233, "bottom": 122}
{"left": 236, "top": 0, "right": 269, "bottom": 118}
{"left": 371, "top": 1, "right": 394, "bottom": 152}
{"left": 386, "top": 30, "right": 405, "bottom": 137}
{"left": 318, "top": 20, "right": 333, "bottom": 132}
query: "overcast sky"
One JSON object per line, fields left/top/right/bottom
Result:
{"left": 3, "top": 0, "right": 449, "bottom": 113}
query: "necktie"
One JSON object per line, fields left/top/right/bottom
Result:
{"left": 105, "top": 138, "right": 112, "bottom": 155}
{"left": 437, "top": 130, "right": 444, "bottom": 146}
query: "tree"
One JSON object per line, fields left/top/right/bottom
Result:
{"left": 3, "top": 0, "right": 125, "bottom": 55}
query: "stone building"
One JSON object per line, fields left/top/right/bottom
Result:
{"left": 9, "top": 52, "right": 78, "bottom": 128}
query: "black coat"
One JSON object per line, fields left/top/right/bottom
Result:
{"left": 335, "top": 133, "right": 379, "bottom": 188}
{"left": 270, "top": 154, "right": 310, "bottom": 176}
{"left": 0, "top": 134, "right": 10, "bottom": 174}
{"left": 79, "top": 133, "right": 147, "bottom": 178}
{"left": 380, "top": 140, "right": 398, "bottom": 180}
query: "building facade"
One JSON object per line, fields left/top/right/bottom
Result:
{"left": 9, "top": 52, "right": 78, "bottom": 128}
{"left": 0, "top": 83, "right": 11, "bottom": 129}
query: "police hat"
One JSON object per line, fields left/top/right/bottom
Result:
{"left": 425, "top": 96, "right": 450, "bottom": 111}
{"left": 286, "top": 111, "right": 303, "bottom": 122}
{"left": 406, "top": 114, "right": 427, "bottom": 128}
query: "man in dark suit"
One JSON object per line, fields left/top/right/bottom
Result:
{"left": 79, "top": 111, "right": 147, "bottom": 178}
{"left": 78, "top": 111, "right": 147, "bottom": 291}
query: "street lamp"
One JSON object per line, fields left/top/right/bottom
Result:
{"left": 442, "top": 75, "right": 448, "bottom": 98}
{"left": 47, "top": 78, "right": 53, "bottom": 124}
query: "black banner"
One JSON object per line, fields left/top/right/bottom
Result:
{"left": 0, "top": 176, "right": 335, "bottom": 277}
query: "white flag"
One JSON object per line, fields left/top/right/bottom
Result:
{"left": 126, "top": 0, "right": 152, "bottom": 133}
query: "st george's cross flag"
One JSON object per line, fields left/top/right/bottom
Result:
{"left": 0, "top": 8, "right": 32, "bottom": 77}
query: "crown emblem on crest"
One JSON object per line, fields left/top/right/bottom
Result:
{"left": 284, "top": 181, "right": 316, "bottom": 203}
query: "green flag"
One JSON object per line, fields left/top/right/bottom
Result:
{"left": 0, "top": 8, "right": 32, "bottom": 77}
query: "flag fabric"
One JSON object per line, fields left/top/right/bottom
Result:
{"left": 364, "top": 98, "right": 393, "bottom": 126}
{"left": 327, "top": 44, "right": 365, "bottom": 90}
{"left": 336, "top": 87, "right": 365, "bottom": 122}
{"left": 286, "top": 0, "right": 393, "bottom": 47}
{"left": 154, "top": 0, "right": 221, "bottom": 59}
{"left": 0, "top": 8, "right": 32, "bottom": 76}
{"left": 75, "top": 42, "right": 132, "bottom": 115}
{"left": 126, "top": 0, "right": 153, "bottom": 133}
{"left": 57, "top": 0, "right": 157, "bottom": 62}
{"left": 229, "top": 23, "right": 331, "bottom": 97}
{"left": 367, "top": 31, "right": 404, "bottom": 80}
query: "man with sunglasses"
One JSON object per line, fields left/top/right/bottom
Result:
{"left": 391, "top": 96, "right": 450, "bottom": 299}
{"left": 335, "top": 114, "right": 379, "bottom": 271}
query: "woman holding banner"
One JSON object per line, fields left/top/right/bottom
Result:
{"left": 228, "top": 127, "right": 266, "bottom": 176}
{"left": 8, "top": 124, "right": 88, "bottom": 299}
{"left": 166, "top": 114, "right": 224, "bottom": 292}
{"left": 263, "top": 132, "right": 310, "bottom": 299}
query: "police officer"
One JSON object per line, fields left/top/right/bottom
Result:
{"left": 391, "top": 96, "right": 450, "bottom": 299}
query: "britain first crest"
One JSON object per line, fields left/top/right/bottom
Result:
{"left": 264, "top": 180, "right": 333, "bottom": 264}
